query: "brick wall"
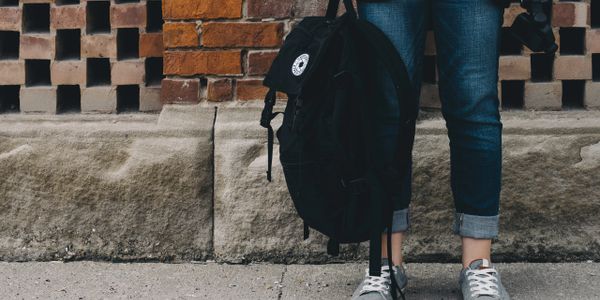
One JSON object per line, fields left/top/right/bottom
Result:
{"left": 1, "top": 1, "right": 599, "bottom": 113}
{"left": 0, "top": 0, "right": 164, "bottom": 114}
{"left": 161, "top": 0, "right": 600, "bottom": 110}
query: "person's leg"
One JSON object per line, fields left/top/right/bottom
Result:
{"left": 430, "top": 0, "right": 504, "bottom": 267}
{"left": 357, "top": 0, "right": 429, "bottom": 267}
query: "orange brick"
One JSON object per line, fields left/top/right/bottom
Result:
{"left": 236, "top": 79, "right": 267, "bottom": 101}
{"left": 202, "top": 22, "right": 283, "bottom": 48}
{"left": 164, "top": 50, "right": 242, "bottom": 75}
{"left": 248, "top": 51, "right": 278, "bottom": 76}
{"left": 207, "top": 78, "right": 233, "bottom": 102}
{"left": 161, "top": 78, "right": 200, "bottom": 104}
{"left": 140, "top": 33, "right": 164, "bottom": 57}
{"left": 163, "top": 0, "right": 242, "bottom": 20}
{"left": 163, "top": 22, "right": 198, "bottom": 48}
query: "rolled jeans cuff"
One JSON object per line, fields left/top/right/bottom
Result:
{"left": 452, "top": 212, "right": 499, "bottom": 239}
{"left": 383, "top": 208, "right": 410, "bottom": 233}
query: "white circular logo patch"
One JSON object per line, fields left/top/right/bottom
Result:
{"left": 291, "top": 54, "right": 310, "bottom": 76}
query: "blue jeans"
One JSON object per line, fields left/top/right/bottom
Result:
{"left": 358, "top": 0, "right": 504, "bottom": 239}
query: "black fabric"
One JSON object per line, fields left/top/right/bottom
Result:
{"left": 259, "top": 1, "right": 415, "bottom": 297}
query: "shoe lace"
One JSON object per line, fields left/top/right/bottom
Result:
{"left": 466, "top": 268, "right": 500, "bottom": 298}
{"left": 360, "top": 265, "right": 391, "bottom": 295}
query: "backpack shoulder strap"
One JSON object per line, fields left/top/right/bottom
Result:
{"left": 259, "top": 89, "right": 283, "bottom": 182}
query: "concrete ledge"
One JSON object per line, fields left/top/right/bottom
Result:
{"left": 1, "top": 106, "right": 599, "bottom": 262}
{"left": 213, "top": 108, "right": 600, "bottom": 263}
{"left": 0, "top": 105, "right": 214, "bottom": 262}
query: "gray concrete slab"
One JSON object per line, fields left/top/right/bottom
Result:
{"left": 283, "top": 262, "right": 600, "bottom": 300}
{"left": 0, "top": 262, "right": 599, "bottom": 299}
{"left": 0, "top": 261, "right": 284, "bottom": 300}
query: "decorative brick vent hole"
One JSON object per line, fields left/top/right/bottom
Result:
{"left": 117, "top": 28, "right": 139, "bottom": 60}
{"left": 117, "top": 85, "right": 140, "bottom": 112}
{"left": 86, "top": 1, "right": 110, "bottom": 34}
{"left": 55, "top": 0, "right": 80, "bottom": 5}
{"left": 56, "top": 29, "right": 81, "bottom": 60}
{"left": 0, "top": 0, "right": 18, "bottom": 7}
{"left": 531, "top": 53, "right": 554, "bottom": 82}
{"left": 0, "top": 31, "right": 19, "bottom": 59}
{"left": 86, "top": 58, "right": 111, "bottom": 87}
{"left": 0, "top": 85, "right": 19, "bottom": 112}
{"left": 23, "top": 4, "right": 50, "bottom": 33}
{"left": 562, "top": 80, "right": 585, "bottom": 109}
{"left": 559, "top": 27, "right": 585, "bottom": 55}
{"left": 25, "top": 59, "right": 51, "bottom": 86}
{"left": 57, "top": 85, "right": 81, "bottom": 113}
{"left": 146, "top": 0, "right": 163, "bottom": 32}
{"left": 501, "top": 80, "right": 524, "bottom": 110}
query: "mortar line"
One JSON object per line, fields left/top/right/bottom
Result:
{"left": 277, "top": 265, "right": 288, "bottom": 300}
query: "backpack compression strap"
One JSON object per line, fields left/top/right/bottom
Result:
{"left": 259, "top": 89, "right": 282, "bottom": 182}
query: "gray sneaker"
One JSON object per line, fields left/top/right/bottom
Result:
{"left": 459, "top": 258, "right": 510, "bottom": 300}
{"left": 351, "top": 259, "right": 407, "bottom": 300}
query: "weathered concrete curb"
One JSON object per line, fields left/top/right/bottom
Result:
{"left": 213, "top": 108, "right": 600, "bottom": 263}
{"left": 0, "top": 106, "right": 215, "bottom": 262}
{"left": 1, "top": 106, "right": 599, "bottom": 262}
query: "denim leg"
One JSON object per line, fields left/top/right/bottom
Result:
{"left": 432, "top": 0, "right": 504, "bottom": 239}
{"left": 358, "top": 0, "right": 428, "bottom": 233}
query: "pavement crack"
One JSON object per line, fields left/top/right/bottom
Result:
{"left": 277, "top": 265, "right": 287, "bottom": 300}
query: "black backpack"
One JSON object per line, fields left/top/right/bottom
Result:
{"left": 259, "top": 0, "right": 417, "bottom": 298}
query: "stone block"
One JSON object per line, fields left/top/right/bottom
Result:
{"left": 111, "top": 60, "right": 145, "bottom": 85}
{"left": 0, "top": 7, "right": 21, "bottom": 31}
{"left": 81, "top": 86, "right": 117, "bottom": 113}
{"left": 214, "top": 108, "right": 600, "bottom": 263}
{"left": 584, "top": 81, "right": 600, "bottom": 109}
{"left": 499, "top": 55, "right": 530, "bottom": 81}
{"left": 524, "top": 81, "right": 562, "bottom": 110}
{"left": 82, "top": 34, "right": 116, "bottom": 58}
{"left": 0, "top": 105, "right": 215, "bottom": 261}
{"left": 554, "top": 55, "right": 592, "bottom": 80}
{"left": 0, "top": 61, "right": 25, "bottom": 85}
{"left": 51, "top": 60, "right": 86, "bottom": 85}
{"left": 20, "top": 86, "right": 57, "bottom": 114}
{"left": 140, "top": 86, "right": 162, "bottom": 112}
{"left": 20, "top": 34, "right": 54, "bottom": 60}
{"left": 110, "top": 3, "right": 147, "bottom": 28}
{"left": 51, "top": 5, "right": 85, "bottom": 29}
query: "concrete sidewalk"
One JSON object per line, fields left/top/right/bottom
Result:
{"left": 1, "top": 262, "right": 599, "bottom": 299}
